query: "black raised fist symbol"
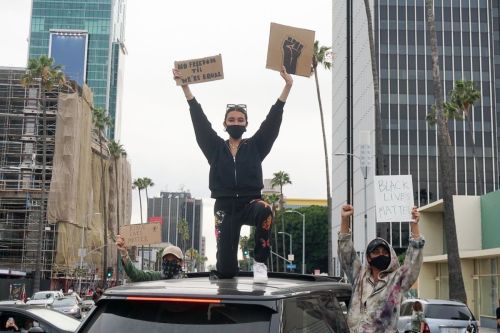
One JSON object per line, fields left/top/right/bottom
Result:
{"left": 282, "top": 37, "right": 303, "bottom": 75}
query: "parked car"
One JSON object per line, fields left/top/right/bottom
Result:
{"left": 26, "top": 291, "right": 64, "bottom": 307}
{"left": 0, "top": 299, "right": 25, "bottom": 305}
{"left": 398, "top": 298, "right": 478, "bottom": 333}
{"left": 51, "top": 297, "right": 82, "bottom": 319}
{"left": 0, "top": 304, "right": 80, "bottom": 332}
{"left": 76, "top": 272, "right": 352, "bottom": 332}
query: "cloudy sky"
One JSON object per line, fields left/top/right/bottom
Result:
{"left": 0, "top": 0, "right": 333, "bottom": 265}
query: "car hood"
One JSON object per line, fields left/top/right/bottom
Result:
{"left": 26, "top": 299, "right": 53, "bottom": 305}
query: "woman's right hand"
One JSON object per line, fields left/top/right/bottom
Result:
{"left": 341, "top": 204, "right": 354, "bottom": 220}
{"left": 115, "top": 235, "right": 128, "bottom": 256}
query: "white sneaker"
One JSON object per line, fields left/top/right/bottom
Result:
{"left": 253, "top": 260, "right": 268, "bottom": 284}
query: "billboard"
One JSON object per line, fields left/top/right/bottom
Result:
{"left": 49, "top": 31, "right": 88, "bottom": 86}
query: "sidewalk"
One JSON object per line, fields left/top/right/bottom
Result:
{"left": 480, "top": 327, "right": 497, "bottom": 333}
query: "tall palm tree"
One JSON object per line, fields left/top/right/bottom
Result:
{"left": 312, "top": 41, "right": 334, "bottom": 276}
{"left": 263, "top": 193, "right": 280, "bottom": 271}
{"left": 425, "top": 0, "right": 467, "bottom": 303}
{"left": 444, "top": 80, "right": 482, "bottom": 195}
{"left": 271, "top": 171, "right": 292, "bottom": 272}
{"left": 92, "top": 107, "right": 112, "bottom": 283}
{"left": 177, "top": 218, "right": 190, "bottom": 256}
{"left": 362, "top": 0, "right": 384, "bottom": 175}
{"left": 108, "top": 140, "right": 126, "bottom": 283}
{"left": 132, "top": 178, "right": 147, "bottom": 269}
{"left": 21, "top": 55, "right": 69, "bottom": 293}
{"left": 142, "top": 177, "right": 154, "bottom": 268}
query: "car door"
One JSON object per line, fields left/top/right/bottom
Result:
{"left": 0, "top": 310, "right": 47, "bottom": 333}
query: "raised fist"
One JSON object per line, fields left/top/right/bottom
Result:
{"left": 282, "top": 37, "right": 303, "bottom": 75}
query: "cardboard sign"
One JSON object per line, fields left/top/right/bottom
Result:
{"left": 174, "top": 54, "right": 224, "bottom": 85}
{"left": 120, "top": 223, "right": 162, "bottom": 247}
{"left": 374, "top": 175, "right": 414, "bottom": 222}
{"left": 266, "top": 22, "right": 315, "bottom": 77}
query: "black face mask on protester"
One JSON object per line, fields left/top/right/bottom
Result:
{"left": 369, "top": 255, "right": 391, "bottom": 271}
{"left": 226, "top": 125, "right": 246, "bottom": 139}
{"left": 162, "top": 259, "right": 181, "bottom": 279}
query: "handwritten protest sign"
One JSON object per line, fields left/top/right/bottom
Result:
{"left": 174, "top": 54, "right": 224, "bottom": 85}
{"left": 374, "top": 175, "right": 414, "bottom": 222}
{"left": 266, "top": 22, "right": 315, "bottom": 77}
{"left": 120, "top": 223, "right": 161, "bottom": 247}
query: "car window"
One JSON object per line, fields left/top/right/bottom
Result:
{"left": 32, "top": 292, "right": 53, "bottom": 300}
{"left": 400, "top": 302, "right": 414, "bottom": 316}
{"left": 27, "top": 308, "right": 81, "bottom": 331}
{"left": 425, "top": 304, "right": 474, "bottom": 320}
{"left": 282, "top": 293, "right": 349, "bottom": 333}
{"left": 80, "top": 300, "right": 275, "bottom": 333}
{"left": 0, "top": 311, "right": 44, "bottom": 333}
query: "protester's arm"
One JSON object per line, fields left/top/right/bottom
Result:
{"left": 116, "top": 235, "right": 161, "bottom": 282}
{"left": 400, "top": 207, "right": 426, "bottom": 291}
{"left": 172, "top": 69, "right": 194, "bottom": 101}
{"left": 278, "top": 66, "right": 293, "bottom": 103}
{"left": 337, "top": 204, "right": 362, "bottom": 284}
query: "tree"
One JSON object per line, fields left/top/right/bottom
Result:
{"left": 132, "top": 178, "right": 147, "bottom": 269}
{"left": 271, "top": 171, "right": 292, "bottom": 272}
{"left": 425, "top": 0, "right": 467, "bottom": 303}
{"left": 92, "top": 107, "right": 112, "bottom": 283}
{"left": 262, "top": 193, "right": 280, "bottom": 271}
{"left": 108, "top": 140, "right": 126, "bottom": 283}
{"left": 444, "top": 81, "right": 482, "bottom": 194}
{"left": 142, "top": 177, "right": 154, "bottom": 268}
{"left": 177, "top": 218, "right": 190, "bottom": 255}
{"left": 362, "top": 0, "right": 385, "bottom": 175}
{"left": 20, "top": 55, "right": 70, "bottom": 293}
{"left": 312, "top": 41, "right": 334, "bottom": 276}
{"left": 239, "top": 236, "right": 250, "bottom": 271}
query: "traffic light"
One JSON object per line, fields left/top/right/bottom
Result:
{"left": 106, "top": 267, "right": 113, "bottom": 279}
{"left": 243, "top": 247, "right": 249, "bottom": 257}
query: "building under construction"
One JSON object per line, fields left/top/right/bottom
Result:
{"left": 0, "top": 67, "right": 132, "bottom": 293}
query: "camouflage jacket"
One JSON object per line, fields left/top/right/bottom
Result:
{"left": 338, "top": 234, "right": 425, "bottom": 333}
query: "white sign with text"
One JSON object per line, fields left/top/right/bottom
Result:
{"left": 374, "top": 175, "right": 414, "bottom": 222}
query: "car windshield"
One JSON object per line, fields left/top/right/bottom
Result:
{"left": 27, "top": 308, "right": 80, "bottom": 331}
{"left": 80, "top": 300, "right": 274, "bottom": 333}
{"left": 52, "top": 298, "right": 77, "bottom": 306}
{"left": 31, "top": 292, "right": 54, "bottom": 300}
{"left": 425, "top": 304, "right": 474, "bottom": 320}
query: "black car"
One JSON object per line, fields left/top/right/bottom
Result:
{"left": 0, "top": 304, "right": 81, "bottom": 332}
{"left": 77, "top": 272, "right": 352, "bottom": 333}
{"left": 51, "top": 297, "right": 82, "bottom": 319}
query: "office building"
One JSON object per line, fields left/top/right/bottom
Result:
{"left": 28, "top": 0, "right": 127, "bottom": 139}
{"left": 332, "top": 1, "right": 500, "bottom": 273}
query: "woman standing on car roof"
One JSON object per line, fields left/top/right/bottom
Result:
{"left": 172, "top": 66, "right": 293, "bottom": 283}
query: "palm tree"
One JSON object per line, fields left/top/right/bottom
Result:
{"left": 20, "top": 55, "right": 69, "bottom": 293}
{"left": 271, "top": 171, "right": 292, "bottom": 272}
{"left": 362, "top": 0, "right": 384, "bottom": 175}
{"left": 444, "top": 80, "right": 482, "bottom": 195}
{"left": 312, "top": 41, "right": 334, "bottom": 276}
{"left": 177, "top": 218, "right": 190, "bottom": 257}
{"left": 142, "top": 177, "right": 154, "bottom": 268}
{"left": 425, "top": 0, "right": 467, "bottom": 303}
{"left": 92, "top": 107, "right": 112, "bottom": 283}
{"left": 263, "top": 193, "right": 280, "bottom": 271}
{"left": 108, "top": 140, "right": 126, "bottom": 283}
{"left": 132, "top": 178, "right": 147, "bottom": 269}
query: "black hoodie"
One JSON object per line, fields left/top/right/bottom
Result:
{"left": 188, "top": 98, "right": 284, "bottom": 199}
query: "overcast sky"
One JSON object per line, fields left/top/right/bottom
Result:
{"left": 0, "top": 0, "right": 333, "bottom": 266}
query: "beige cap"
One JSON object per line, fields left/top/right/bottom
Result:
{"left": 162, "top": 245, "right": 183, "bottom": 260}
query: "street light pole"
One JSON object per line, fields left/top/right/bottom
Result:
{"left": 278, "top": 231, "right": 292, "bottom": 271}
{"left": 285, "top": 210, "right": 306, "bottom": 274}
{"left": 78, "top": 212, "right": 100, "bottom": 294}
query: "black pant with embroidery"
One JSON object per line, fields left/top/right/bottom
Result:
{"left": 213, "top": 197, "right": 273, "bottom": 278}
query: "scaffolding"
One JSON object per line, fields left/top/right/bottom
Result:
{"left": 0, "top": 67, "right": 57, "bottom": 278}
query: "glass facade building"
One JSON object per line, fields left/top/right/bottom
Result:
{"left": 332, "top": 1, "right": 500, "bottom": 274}
{"left": 28, "top": 0, "right": 126, "bottom": 139}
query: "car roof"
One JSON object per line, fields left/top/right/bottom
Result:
{"left": 403, "top": 298, "right": 468, "bottom": 306}
{"left": 104, "top": 272, "right": 352, "bottom": 302}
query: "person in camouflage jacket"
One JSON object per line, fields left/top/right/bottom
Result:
{"left": 338, "top": 204, "right": 425, "bottom": 333}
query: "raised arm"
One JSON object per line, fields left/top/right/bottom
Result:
{"left": 337, "top": 204, "right": 362, "bottom": 284}
{"left": 172, "top": 69, "right": 194, "bottom": 100}
{"left": 116, "top": 235, "right": 161, "bottom": 282}
{"left": 278, "top": 66, "right": 293, "bottom": 102}
{"left": 400, "top": 207, "right": 425, "bottom": 291}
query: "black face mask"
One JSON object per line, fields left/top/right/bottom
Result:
{"left": 226, "top": 125, "right": 246, "bottom": 139}
{"left": 162, "top": 259, "right": 181, "bottom": 279}
{"left": 369, "top": 255, "right": 391, "bottom": 271}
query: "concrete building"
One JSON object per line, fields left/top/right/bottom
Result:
{"left": 28, "top": 0, "right": 127, "bottom": 139}
{"left": 418, "top": 190, "right": 500, "bottom": 329}
{"left": 332, "top": 1, "right": 500, "bottom": 275}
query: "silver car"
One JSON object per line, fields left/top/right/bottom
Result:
{"left": 398, "top": 299, "right": 478, "bottom": 333}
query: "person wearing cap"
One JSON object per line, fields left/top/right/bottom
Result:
{"left": 172, "top": 66, "right": 293, "bottom": 283}
{"left": 338, "top": 204, "right": 425, "bottom": 333}
{"left": 115, "top": 234, "right": 184, "bottom": 281}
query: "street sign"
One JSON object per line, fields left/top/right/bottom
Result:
{"left": 288, "top": 254, "right": 294, "bottom": 261}
{"left": 286, "top": 263, "right": 296, "bottom": 269}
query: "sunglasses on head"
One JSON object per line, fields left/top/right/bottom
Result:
{"left": 226, "top": 104, "right": 247, "bottom": 112}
